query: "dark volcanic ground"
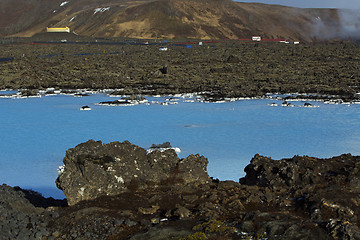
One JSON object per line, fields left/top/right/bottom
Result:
{"left": 1, "top": 35, "right": 360, "bottom": 101}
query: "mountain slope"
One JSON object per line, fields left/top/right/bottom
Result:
{"left": 0, "top": 0, "right": 345, "bottom": 41}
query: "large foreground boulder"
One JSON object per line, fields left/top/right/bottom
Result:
{"left": 56, "top": 140, "right": 210, "bottom": 205}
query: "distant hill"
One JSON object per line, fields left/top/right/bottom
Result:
{"left": 0, "top": 0, "right": 356, "bottom": 41}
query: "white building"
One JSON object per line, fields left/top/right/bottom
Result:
{"left": 252, "top": 36, "right": 261, "bottom": 41}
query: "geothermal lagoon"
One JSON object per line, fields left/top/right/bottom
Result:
{"left": 1, "top": 91, "right": 360, "bottom": 199}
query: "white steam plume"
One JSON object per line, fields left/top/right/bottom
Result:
{"left": 338, "top": 9, "right": 360, "bottom": 39}
{"left": 312, "top": 9, "right": 360, "bottom": 40}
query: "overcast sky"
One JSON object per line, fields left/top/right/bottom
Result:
{"left": 238, "top": 0, "right": 360, "bottom": 9}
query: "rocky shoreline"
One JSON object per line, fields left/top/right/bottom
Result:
{"left": 2, "top": 88, "right": 360, "bottom": 108}
{"left": 2, "top": 140, "right": 360, "bottom": 239}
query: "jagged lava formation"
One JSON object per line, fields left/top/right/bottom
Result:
{"left": 1, "top": 140, "right": 360, "bottom": 239}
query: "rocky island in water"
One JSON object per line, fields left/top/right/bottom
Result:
{"left": 1, "top": 140, "right": 360, "bottom": 240}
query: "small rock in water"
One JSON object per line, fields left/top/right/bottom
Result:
{"left": 80, "top": 105, "right": 91, "bottom": 111}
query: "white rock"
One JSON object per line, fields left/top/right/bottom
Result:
{"left": 114, "top": 175, "right": 124, "bottom": 184}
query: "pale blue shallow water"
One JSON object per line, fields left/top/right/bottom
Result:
{"left": 1, "top": 93, "right": 360, "bottom": 199}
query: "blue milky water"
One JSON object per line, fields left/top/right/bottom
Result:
{"left": 1, "top": 93, "right": 360, "bottom": 199}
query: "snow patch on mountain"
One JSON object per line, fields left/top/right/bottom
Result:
{"left": 60, "top": 1, "right": 69, "bottom": 7}
{"left": 94, "top": 7, "right": 110, "bottom": 15}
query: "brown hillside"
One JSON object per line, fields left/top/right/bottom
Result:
{"left": 0, "top": 0, "right": 342, "bottom": 41}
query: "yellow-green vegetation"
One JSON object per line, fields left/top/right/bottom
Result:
{"left": 242, "top": 232, "right": 267, "bottom": 240}
{"left": 192, "top": 219, "right": 236, "bottom": 234}
{"left": 179, "top": 232, "right": 207, "bottom": 240}
{"left": 181, "top": 219, "right": 268, "bottom": 240}
{"left": 179, "top": 219, "right": 237, "bottom": 239}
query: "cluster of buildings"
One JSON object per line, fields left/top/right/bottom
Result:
{"left": 252, "top": 36, "right": 300, "bottom": 44}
